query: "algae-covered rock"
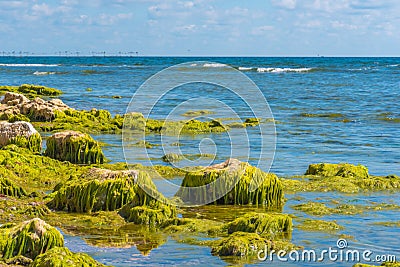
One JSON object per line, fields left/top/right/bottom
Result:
{"left": 0, "top": 147, "right": 85, "bottom": 194}
{"left": 353, "top": 263, "right": 400, "bottom": 267}
{"left": 305, "top": 163, "right": 369, "bottom": 179}
{"left": 0, "top": 177, "right": 26, "bottom": 197}
{"left": 31, "top": 246, "right": 106, "bottom": 267}
{"left": 45, "top": 131, "right": 105, "bottom": 164}
{"left": 211, "top": 232, "right": 268, "bottom": 257}
{"left": 225, "top": 212, "right": 292, "bottom": 239}
{"left": 162, "top": 153, "right": 183, "bottom": 163}
{"left": 123, "top": 205, "right": 176, "bottom": 227}
{"left": 176, "top": 159, "right": 284, "bottom": 207}
{"left": 0, "top": 218, "right": 64, "bottom": 260}
{"left": 123, "top": 112, "right": 228, "bottom": 135}
{"left": 0, "top": 121, "right": 42, "bottom": 153}
{"left": 50, "top": 168, "right": 151, "bottom": 212}
{"left": 297, "top": 219, "right": 343, "bottom": 232}
{"left": 0, "top": 84, "right": 62, "bottom": 98}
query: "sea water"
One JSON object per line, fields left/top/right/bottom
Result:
{"left": 0, "top": 56, "right": 399, "bottom": 266}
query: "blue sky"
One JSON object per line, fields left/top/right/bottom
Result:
{"left": 1, "top": 0, "right": 399, "bottom": 56}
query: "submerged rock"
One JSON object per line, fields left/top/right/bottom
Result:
{"left": 0, "top": 121, "right": 42, "bottom": 153}
{"left": 45, "top": 131, "right": 105, "bottom": 164}
{"left": 0, "top": 92, "right": 70, "bottom": 121}
{"left": 162, "top": 153, "right": 183, "bottom": 163}
{"left": 225, "top": 212, "right": 292, "bottom": 239}
{"left": 49, "top": 168, "right": 150, "bottom": 212}
{"left": 31, "top": 247, "right": 106, "bottom": 267}
{"left": 210, "top": 231, "right": 298, "bottom": 257}
{"left": 305, "top": 163, "right": 369, "bottom": 179}
{"left": 176, "top": 158, "right": 284, "bottom": 207}
{"left": 211, "top": 232, "right": 268, "bottom": 257}
{"left": 0, "top": 218, "right": 64, "bottom": 260}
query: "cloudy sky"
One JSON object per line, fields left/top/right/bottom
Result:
{"left": 1, "top": 0, "right": 399, "bottom": 56}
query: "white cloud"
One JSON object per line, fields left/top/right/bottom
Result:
{"left": 331, "top": 20, "right": 358, "bottom": 30}
{"left": 273, "top": 0, "right": 297, "bottom": 10}
{"left": 251, "top": 25, "right": 274, "bottom": 35}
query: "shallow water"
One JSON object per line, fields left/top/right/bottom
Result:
{"left": 1, "top": 56, "right": 399, "bottom": 266}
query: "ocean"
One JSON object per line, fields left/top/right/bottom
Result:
{"left": 0, "top": 56, "right": 399, "bottom": 266}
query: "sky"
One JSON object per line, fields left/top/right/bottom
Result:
{"left": 0, "top": 0, "right": 399, "bottom": 56}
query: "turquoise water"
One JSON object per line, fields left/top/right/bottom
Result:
{"left": 1, "top": 57, "right": 399, "bottom": 266}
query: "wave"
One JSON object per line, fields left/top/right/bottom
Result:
{"left": 0, "top": 63, "right": 59, "bottom": 67}
{"left": 257, "top": 67, "right": 313, "bottom": 73}
{"left": 33, "top": 71, "right": 56, "bottom": 75}
{"left": 236, "top": 66, "right": 313, "bottom": 73}
{"left": 238, "top": 67, "right": 253, "bottom": 71}
{"left": 203, "top": 63, "right": 227, "bottom": 68}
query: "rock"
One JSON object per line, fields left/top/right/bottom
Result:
{"left": 49, "top": 168, "right": 153, "bottom": 212}
{"left": 0, "top": 121, "right": 42, "bottom": 152}
{"left": 0, "top": 92, "right": 70, "bottom": 121}
{"left": 305, "top": 163, "right": 369, "bottom": 179}
{"left": 176, "top": 158, "right": 284, "bottom": 207}
{"left": 226, "top": 212, "right": 292, "bottom": 239}
{"left": 30, "top": 246, "right": 106, "bottom": 267}
{"left": 44, "top": 130, "right": 105, "bottom": 164}
{"left": 0, "top": 218, "right": 64, "bottom": 260}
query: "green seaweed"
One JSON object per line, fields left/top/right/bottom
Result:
{"left": 0, "top": 148, "right": 86, "bottom": 194}
{"left": 45, "top": 131, "right": 105, "bottom": 164}
{"left": 31, "top": 246, "right": 107, "bottom": 267}
{"left": 0, "top": 177, "right": 26, "bottom": 197}
{"left": 176, "top": 159, "right": 284, "bottom": 208}
{"left": 297, "top": 219, "right": 344, "bottom": 232}
{"left": 8, "top": 132, "right": 42, "bottom": 153}
{"left": 0, "top": 218, "right": 64, "bottom": 260}
{"left": 0, "top": 84, "right": 62, "bottom": 98}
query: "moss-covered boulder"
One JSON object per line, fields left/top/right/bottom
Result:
{"left": 123, "top": 112, "right": 228, "bottom": 135}
{"left": 305, "top": 163, "right": 369, "bottom": 179}
{"left": 31, "top": 246, "right": 106, "bottom": 267}
{"left": 210, "top": 231, "right": 298, "bottom": 257}
{"left": 45, "top": 131, "right": 105, "bottom": 164}
{"left": 0, "top": 218, "right": 64, "bottom": 260}
{"left": 0, "top": 121, "right": 42, "bottom": 153}
{"left": 162, "top": 153, "right": 183, "bottom": 163}
{"left": 176, "top": 159, "right": 284, "bottom": 207}
{"left": 0, "top": 177, "right": 26, "bottom": 197}
{"left": 225, "top": 212, "right": 292, "bottom": 239}
{"left": 0, "top": 147, "right": 85, "bottom": 194}
{"left": 49, "top": 168, "right": 152, "bottom": 212}
{"left": 211, "top": 232, "right": 268, "bottom": 257}
{"left": 122, "top": 204, "right": 176, "bottom": 227}
{"left": 0, "top": 84, "right": 62, "bottom": 98}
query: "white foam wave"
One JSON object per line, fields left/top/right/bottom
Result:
{"left": 203, "top": 63, "right": 227, "bottom": 68}
{"left": 33, "top": 71, "right": 56, "bottom": 75}
{"left": 257, "top": 67, "right": 312, "bottom": 73}
{"left": 0, "top": 63, "right": 58, "bottom": 67}
{"left": 238, "top": 67, "right": 253, "bottom": 71}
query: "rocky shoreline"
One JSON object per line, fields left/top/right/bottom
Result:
{"left": 0, "top": 85, "right": 399, "bottom": 266}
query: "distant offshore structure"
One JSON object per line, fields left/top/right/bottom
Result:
{"left": 0, "top": 51, "right": 140, "bottom": 57}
